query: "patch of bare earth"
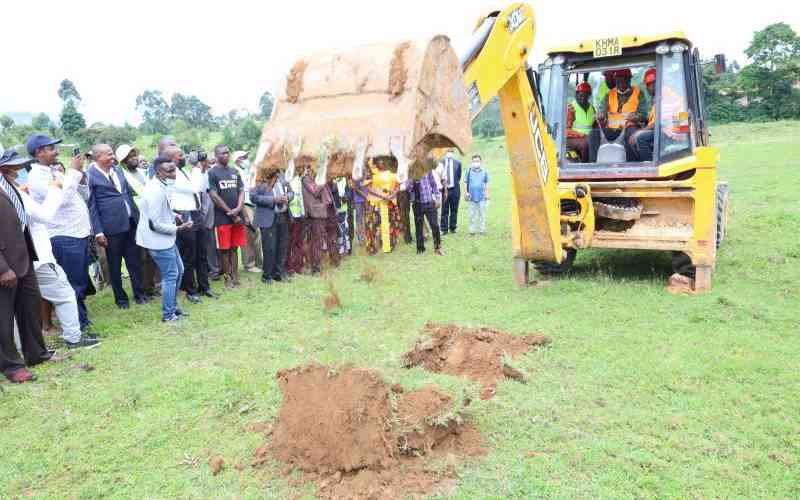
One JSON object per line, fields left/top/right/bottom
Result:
{"left": 402, "top": 322, "right": 551, "bottom": 400}
{"left": 252, "top": 363, "right": 484, "bottom": 499}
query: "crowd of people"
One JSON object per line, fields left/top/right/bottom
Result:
{"left": 0, "top": 134, "right": 491, "bottom": 384}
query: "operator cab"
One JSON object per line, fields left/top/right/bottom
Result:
{"left": 537, "top": 34, "right": 707, "bottom": 180}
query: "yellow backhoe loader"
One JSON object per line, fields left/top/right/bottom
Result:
{"left": 255, "top": 2, "right": 728, "bottom": 293}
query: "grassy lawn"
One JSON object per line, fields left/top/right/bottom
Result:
{"left": 2, "top": 121, "right": 798, "bottom": 499}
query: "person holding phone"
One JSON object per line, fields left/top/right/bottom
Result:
{"left": 25, "top": 134, "right": 97, "bottom": 336}
{"left": 135, "top": 157, "right": 193, "bottom": 323}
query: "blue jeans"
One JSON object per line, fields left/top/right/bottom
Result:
{"left": 50, "top": 236, "right": 91, "bottom": 330}
{"left": 148, "top": 245, "right": 184, "bottom": 320}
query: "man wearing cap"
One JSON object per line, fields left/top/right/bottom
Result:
{"left": 26, "top": 134, "right": 95, "bottom": 333}
{"left": 117, "top": 144, "right": 159, "bottom": 298}
{"left": 0, "top": 150, "right": 55, "bottom": 383}
{"left": 566, "top": 81, "right": 596, "bottom": 162}
{"left": 590, "top": 69, "right": 650, "bottom": 163}
{"left": 233, "top": 151, "right": 262, "bottom": 274}
{"left": 87, "top": 144, "right": 145, "bottom": 309}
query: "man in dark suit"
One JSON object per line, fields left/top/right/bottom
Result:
{"left": 87, "top": 144, "right": 145, "bottom": 309}
{"left": 0, "top": 150, "right": 52, "bottom": 383}
{"left": 251, "top": 170, "right": 293, "bottom": 284}
{"left": 439, "top": 150, "right": 462, "bottom": 234}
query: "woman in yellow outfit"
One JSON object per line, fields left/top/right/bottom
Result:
{"left": 362, "top": 158, "right": 402, "bottom": 254}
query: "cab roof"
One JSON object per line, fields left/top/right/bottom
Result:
{"left": 547, "top": 32, "right": 691, "bottom": 56}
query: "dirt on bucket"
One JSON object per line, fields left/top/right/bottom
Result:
{"left": 402, "top": 322, "right": 551, "bottom": 400}
{"left": 254, "top": 363, "right": 485, "bottom": 499}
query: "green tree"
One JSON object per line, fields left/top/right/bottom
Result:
{"left": 0, "top": 115, "right": 14, "bottom": 130}
{"left": 170, "top": 93, "right": 215, "bottom": 129}
{"left": 740, "top": 23, "right": 800, "bottom": 120}
{"left": 32, "top": 112, "right": 54, "bottom": 131}
{"left": 136, "top": 89, "right": 171, "bottom": 134}
{"left": 57, "top": 79, "right": 82, "bottom": 105}
{"left": 222, "top": 118, "right": 262, "bottom": 151}
{"left": 259, "top": 91, "right": 275, "bottom": 120}
{"left": 60, "top": 101, "right": 86, "bottom": 136}
{"left": 75, "top": 123, "right": 138, "bottom": 150}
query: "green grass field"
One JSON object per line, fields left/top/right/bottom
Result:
{"left": 2, "top": 121, "right": 798, "bottom": 499}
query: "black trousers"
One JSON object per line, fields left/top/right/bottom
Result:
{"left": 106, "top": 224, "right": 145, "bottom": 306}
{"left": 177, "top": 227, "right": 210, "bottom": 295}
{"left": 440, "top": 188, "right": 460, "bottom": 232}
{"left": 588, "top": 128, "right": 637, "bottom": 163}
{"left": 413, "top": 202, "right": 441, "bottom": 252}
{"left": 397, "top": 190, "right": 413, "bottom": 244}
{"left": 260, "top": 212, "right": 290, "bottom": 281}
{"left": 0, "top": 270, "right": 49, "bottom": 376}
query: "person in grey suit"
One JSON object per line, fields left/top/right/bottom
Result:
{"left": 251, "top": 170, "right": 293, "bottom": 284}
{"left": 136, "top": 157, "right": 193, "bottom": 322}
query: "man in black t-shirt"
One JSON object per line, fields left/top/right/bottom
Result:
{"left": 207, "top": 145, "right": 245, "bottom": 288}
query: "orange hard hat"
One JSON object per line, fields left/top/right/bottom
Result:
{"left": 576, "top": 82, "right": 592, "bottom": 94}
{"left": 644, "top": 68, "right": 657, "bottom": 85}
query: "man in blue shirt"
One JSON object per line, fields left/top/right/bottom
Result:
{"left": 464, "top": 154, "right": 490, "bottom": 235}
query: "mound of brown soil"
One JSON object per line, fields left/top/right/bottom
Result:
{"left": 403, "top": 323, "right": 551, "bottom": 400}
{"left": 255, "top": 363, "right": 484, "bottom": 499}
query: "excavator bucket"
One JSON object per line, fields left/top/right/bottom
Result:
{"left": 253, "top": 36, "right": 472, "bottom": 181}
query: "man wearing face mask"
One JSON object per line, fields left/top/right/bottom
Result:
{"left": 136, "top": 157, "right": 193, "bottom": 322}
{"left": 464, "top": 154, "right": 490, "bottom": 235}
{"left": 163, "top": 146, "right": 214, "bottom": 303}
{"left": 439, "top": 149, "right": 462, "bottom": 235}
{"left": 117, "top": 144, "right": 159, "bottom": 299}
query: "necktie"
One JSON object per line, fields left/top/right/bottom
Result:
{"left": 0, "top": 177, "right": 27, "bottom": 228}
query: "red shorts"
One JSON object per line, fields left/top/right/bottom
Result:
{"left": 215, "top": 224, "right": 247, "bottom": 250}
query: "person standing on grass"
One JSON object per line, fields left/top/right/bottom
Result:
{"left": 189, "top": 152, "right": 220, "bottom": 282}
{"left": 6, "top": 155, "right": 100, "bottom": 350}
{"left": 117, "top": 144, "right": 159, "bottom": 300}
{"left": 207, "top": 145, "right": 246, "bottom": 288}
{"left": 408, "top": 170, "right": 443, "bottom": 255}
{"left": 251, "top": 169, "right": 293, "bottom": 284}
{"left": 136, "top": 157, "right": 193, "bottom": 323}
{"left": 233, "top": 150, "right": 263, "bottom": 274}
{"left": 465, "top": 154, "right": 490, "bottom": 236}
{"left": 164, "top": 146, "right": 215, "bottom": 303}
{"left": 87, "top": 144, "right": 146, "bottom": 310}
{"left": 0, "top": 150, "right": 55, "bottom": 383}
{"left": 26, "top": 134, "right": 96, "bottom": 335}
{"left": 439, "top": 149, "right": 462, "bottom": 235}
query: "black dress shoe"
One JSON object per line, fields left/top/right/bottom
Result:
{"left": 186, "top": 294, "right": 202, "bottom": 304}
{"left": 200, "top": 290, "right": 218, "bottom": 299}
{"left": 117, "top": 302, "right": 130, "bottom": 310}
{"left": 135, "top": 297, "right": 147, "bottom": 305}
{"left": 261, "top": 276, "right": 273, "bottom": 285}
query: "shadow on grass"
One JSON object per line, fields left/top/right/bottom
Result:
{"left": 566, "top": 249, "right": 674, "bottom": 283}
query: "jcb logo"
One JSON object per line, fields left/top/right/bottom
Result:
{"left": 506, "top": 7, "right": 526, "bottom": 33}
{"left": 529, "top": 107, "right": 549, "bottom": 184}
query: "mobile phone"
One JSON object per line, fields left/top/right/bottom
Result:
{"left": 72, "top": 147, "right": 81, "bottom": 157}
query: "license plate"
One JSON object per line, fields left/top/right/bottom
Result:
{"left": 593, "top": 37, "right": 622, "bottom": 58}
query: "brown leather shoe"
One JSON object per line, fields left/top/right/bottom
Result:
{"left": 7, "top": 368, "right": 37, "bottom": 383}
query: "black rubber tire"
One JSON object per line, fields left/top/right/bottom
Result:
{"left": 534, "top": 248, "right": 577, "bottom": 275}
{"left": 716, "top": 183, "right": 730, "bottom": 249}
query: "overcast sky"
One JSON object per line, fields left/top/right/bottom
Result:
{"left": 3, "top": 0, "right": 797, "bottom": 126}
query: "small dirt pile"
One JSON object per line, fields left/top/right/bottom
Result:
{"left": 255, "top": 363, "right": 484, "bottom": 499}
{"left": 403, "top": 323, "right": 551, "bottom": 400}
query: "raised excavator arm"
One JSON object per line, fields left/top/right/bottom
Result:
{"left": 461, "top": 3, "right": 588, "bottom": 283}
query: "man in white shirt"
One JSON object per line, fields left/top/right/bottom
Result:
{"left": 25, "top": 134, "right": 94, "bottom": 332}
{"left": 163, "top": 146, "right": 215, "bottom": 302}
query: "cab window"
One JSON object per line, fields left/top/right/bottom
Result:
{"left": 658, "top": 50, "right": 692, "bottom": 159}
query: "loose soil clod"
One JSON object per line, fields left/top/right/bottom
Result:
{"left": 209, "top": 456, "right": 225, "bottom": 476}
{"left": 255, "top": 363, "right": 484, "bottom": 499}
{"left": 403, "top": 323, "right": 550, "bottom": 400}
